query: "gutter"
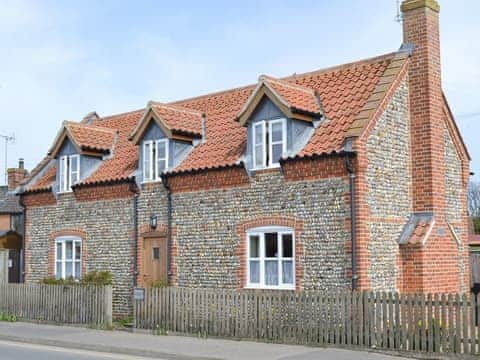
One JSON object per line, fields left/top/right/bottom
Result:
{"left": 344, "top": 138, "right": 358, "bottom": 290}
{"left": 160, "top": 173, "right": 173, "bottom": 281}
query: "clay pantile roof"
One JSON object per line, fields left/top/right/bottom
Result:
{"left": 82, "top": 110, "right": 144, "bottom": 185}
{"left": 26, "top": 51, "right": 405, "bottom": 188}
{"left": 174, "top": 52, "right": 397, "bottom": 171}
{"left": 260, "top": 75, "right": 321, "bottom": 115}
{"left": 66, "top": 122, "right": 117, "bottom": 153}
{"left": 398, "top": 213, "right": 435, "bottom": 246}
{"left": 236, "top": 75, "right": 321, "bottom": 126}
{"left": 409, "top": 220, "right": 431, "bottom": 245}
{"left": 150, "top": 102, "right": 203, "bottom": 136}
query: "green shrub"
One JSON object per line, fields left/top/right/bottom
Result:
{"left": 41, "top": 271, "right": 112, "bottom": 286}
{"left": 41, "top": 276, "right": 77, "bottom": 285}
{"left": 0, "top": 313, "right": 17, "bottom": 322}
{"left": 81, "top": 271, "right": 112, "bottom": 285}
{"left": 150, "top": 277, "right": 169, "bottom": 288}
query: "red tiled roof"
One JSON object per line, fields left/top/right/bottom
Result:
{"left": 26, "top": 52, "right": 402, "bottom": 189}
{"left": 261, "top": 75, "right": 321, "bottom": 115}
{"left": 408, "top": 220, "right": 433, "bottom": 245}
{"left": 150, "top": 102, "right": 203, "bottom": 136}
{"left": 66, "top": 122, "right": 117, "bottom": 153}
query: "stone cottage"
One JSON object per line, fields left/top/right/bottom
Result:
{"left": 20, "top": 0, "right": 470, "bottom": 315}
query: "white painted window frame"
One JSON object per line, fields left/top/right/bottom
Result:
{"left": 246, "top": 226, "right": 295, "bottom": 290}
{"left": 252, "top": 121, "right": 266, "bottom": 169}
{"left": 251, "top": 118, "right": 286, "bottom": 170}
{"left": 268, "top": 118, "right": 287, "bottom": 167}
{"left": 143, "top": 140, "right": 154, "bottom": 182}
{"left": 155, "top": 138, "right": 169, "bottom": 178}
{"left": 54, "top": 236, "right": 82, "bottom": 280}
{"left": 59, "top": 154, "right": 80, "bottom": 193}
{"left": 143, "top": 139, "right": 169, "bottom": 183}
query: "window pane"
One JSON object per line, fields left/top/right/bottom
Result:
{"left": 271, "top": 143, "right": 283, "bottom": 164}
{"left": 249, "top": 261, "right": 260, "bottom": 283}
{"left": 157, "top": 141, "right": 166, "bottom": 158}
{"left": 254, "top": 123, "right": 263, "bottom": 144}
{"left": 157, "top": 159, "right": 167, "bottom": 172}
{"left": 271, "top": 121, "right": 283, "bottom": 143}
{"left": 249, "top": 235, "right": 260, "bottom": 258}
{"left": 144, "top": 143, "right": 151, "bottom": 179}
{"left": 282, "top": 234, "right": 293, "bottom": 258}
{"left": 265, "top": 233, "right": 278, "bottom": 258}
{"left": 75, "top": 242, "right": 81, "bottom": 260}
{"left": 65, "top": 262, "right": 73, "bottom": 278}
{"left": 153, "top": 247, "right": 160, "bottom": 260}
{"left": 74, "top": 261, "right": 81, "bottom": 279}
{"left": 59, "top": 157, "right": 66, "bottom": 191}
{"left": 282, "top": 260, "right": 294, "bottom": 284}
{"left": 265, "top": 260, "right": 278, "bottom": 285}
{"left": 65, "top": 241, "right": 73, "bottom": 260}
{"left": 70, "top": 156, "right": 79, "bottom": 184}
{"left": 254, "top": 145, "right": 264, "bottom": 168}
{"left": 56, "top": 243, "right": 62, "bottom": 260}
{"left": 56, "top": 262, "right": 62, "bottom": 279}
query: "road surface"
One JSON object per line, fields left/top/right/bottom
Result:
{"left": 0, "top": 340, "right": 160, "bottom": 360}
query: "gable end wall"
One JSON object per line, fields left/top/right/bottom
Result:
{"left": 363, "top": 78, "right": 411, "bottom": 291}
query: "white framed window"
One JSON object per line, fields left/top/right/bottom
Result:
{"left": 252, "top": 118, "right": 287, "bottom": 170}
{"left": 59, "top": 154, "right": 80, "bottom": 193}
{"left": 143, "top": 139, "right": 169, "bottom": 182}
{"left": 246, "top": 226, "right": 295, "bottom": 290}
{"left": 55, "top": 236, "right": 82, "bottom": 280}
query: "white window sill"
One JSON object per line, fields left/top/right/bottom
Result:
{"left": 57, "top": 190, "right": 73, "bottom": 194}
{"left": 142, "top": 179, "right": 163, "bottom": 184}
{"left": 250, "top": 163, "right": 281, "bottom": 171}
{"left": 244, "top": 284, "right": 295, "bottom": 291}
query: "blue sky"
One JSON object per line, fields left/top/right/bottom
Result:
{"left": 0, "top": 0, "right": 479, "bottom": 184}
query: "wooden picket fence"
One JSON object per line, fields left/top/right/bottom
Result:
{"left": 0, "top": 283, "right": 112, "bottom": 327}
{"left": 134, "top": 287, "right": 480, "bottom": 356}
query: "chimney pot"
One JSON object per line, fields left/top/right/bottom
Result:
{"left": 19, "top": 158, "right": 24, "bottom": 169}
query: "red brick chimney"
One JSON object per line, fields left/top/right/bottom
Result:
{"left": 7, "top": 158, "right": 28, "bottom": 191}
{"left": 401, "top": 0, "right": 444, "bottom": 213}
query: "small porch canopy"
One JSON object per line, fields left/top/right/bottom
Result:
{"left": 0, "top": 230, "right": 22, "bottom": 250}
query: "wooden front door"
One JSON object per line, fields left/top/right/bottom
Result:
{"left": 143, "top": 236, "right": 167, "bottom": 285}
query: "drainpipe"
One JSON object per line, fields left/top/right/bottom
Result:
{"left": 18, "top": 194, "right": 25, "bottom": 283}
{"left": 130, "top": 181, "right": 139, "bottom": 288}
{"left": 344, "top": 139, "right": 357, "bottom": 291}
{"left": 161, "top": 173, "right": 173, "bottom": 281}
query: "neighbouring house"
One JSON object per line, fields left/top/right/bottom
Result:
{"left": 19, "top": 0, "right": 471, "bottom": 315}
{"left": 0, "top": 159, "right": 27, "bottom": 283}
{"left": 469, "top": 218, "right": 480, "bottom": 293}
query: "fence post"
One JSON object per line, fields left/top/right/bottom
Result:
{"left": 104, "top": 285, "right": 113, "bottom": 328}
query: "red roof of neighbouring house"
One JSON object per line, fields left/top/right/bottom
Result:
{"left": 25, "top": 51, "right": 407, "bottom": 191}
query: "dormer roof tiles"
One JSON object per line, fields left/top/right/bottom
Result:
{"left": 25, "top": 51, "right": 409, "bottom": 191}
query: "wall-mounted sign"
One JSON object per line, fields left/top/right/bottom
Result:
{"left": 134, "top": 288, "right": 145, "bottom": 301}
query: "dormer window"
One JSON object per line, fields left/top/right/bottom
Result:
{"left": 59, "top": 154, "right": 80, "bottom": 192}
{"left": 143, "top": 139, "right": 169, "bottom": 182}
{"left": 253, "top": 118, "right": 286, "bottom": 169}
